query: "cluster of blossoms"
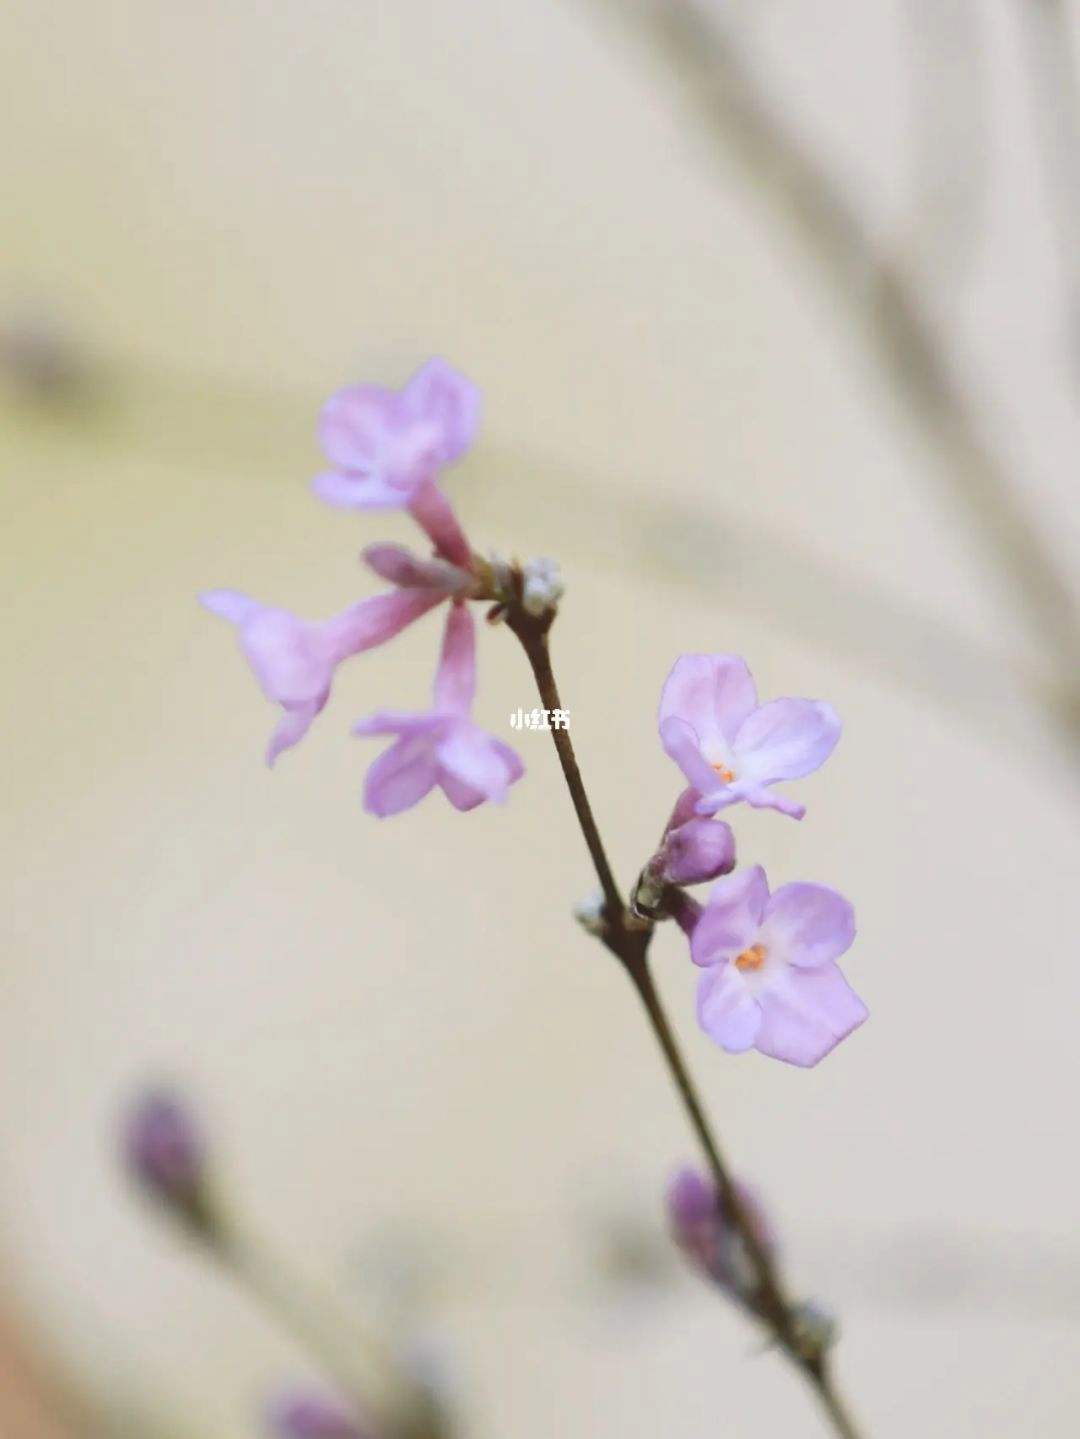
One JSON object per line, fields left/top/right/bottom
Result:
{"left": 203, "top": 359, "right": 528, "bottom": 815}
{"left": 638, "top": 653, "right": 867, "bottom": 1066}
{"left": 204, "top": 360, "right": 864, "bottom": 1064}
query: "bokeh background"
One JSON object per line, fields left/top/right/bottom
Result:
{"left": 3, "top": 1, "right": 1079, "bottom": 1435}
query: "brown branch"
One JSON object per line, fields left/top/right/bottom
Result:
{"left": 505, "top": 604, "right": 864, "bottom": 1439}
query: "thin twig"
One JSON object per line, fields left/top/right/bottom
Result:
{"left": 505, "top": 606, "right": 864, "bottom": 1439}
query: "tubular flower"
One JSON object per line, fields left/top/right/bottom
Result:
{"left": 689, "top": 866, "right": 866, "bottom": 1066}
{"left": 313, "top": 358, "right": 479, "bottom": 564}
{"left": 354, "top": 603, "right": 523, "bottom": 816}
{"left": 659, "top": 654, "right": 840, "bottom": 819}
{"left": 201, "top": 586, "right": 445, "bottom": 765}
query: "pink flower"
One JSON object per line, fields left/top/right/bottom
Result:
{"left": 354, "top": 603, "right": 523, "bottom": 816}
{"left": 689, "top": 866, "right": 866, "bottom": 1066}
{"left": 659, "top": 654, "right": 840, "bottom": 819}
{"left": 201, "top": 587, "right": 444, "bottom": 765}
{"left": 314, "top": 358, "right": 479, "bottom": 564}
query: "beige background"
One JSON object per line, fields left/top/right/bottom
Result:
{"left": 3, "top": 1, "right": 1079, "bottom": 1435}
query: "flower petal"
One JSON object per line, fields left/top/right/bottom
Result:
{"left": 266, "top": 698, "right": 323, "bottom": 767}
{"left": 363, "top": 736, "right": 439, "bottom": 817}
{"left": 696, "top": 965, "right": 762, "bottom": 1053}
{"left": 734, "top": 698, "right": 841, "bottom": 783}
{"left": 312, "top": 470, "right": 412, "bottom": 511}
{"left": 400, "top": 357, "right": 481, "bottom": 466}
{"left": 659, "top": 655, "right": 758, "bottom": 753}
{"left": 438, "top": 772, "right": 488, "bottom": 811}
{"left": 754, "top": 964, "right": 867, "bottom": 1067}
{"left": 241, "top": 609, "right": 333, "bottom": 705}
{"left": 690, "top": 865, "right": 769, "bottom": 967}
{"left": 318, "top": 384, "right": 397, "bottom": 470}
{"left": 660, "top": 716, "right": 729, "bottom": 799}
{"left": 743, "top": 785, "right": 805, "bottom": 820}
{"left": 761, "top": 883, "right": 856, "bottom": 969}
{"left": 200, "top": 588, "right": 262, "bottom": 626}
{"left": 438, "top": 722, "right": 523, "bottom": 804}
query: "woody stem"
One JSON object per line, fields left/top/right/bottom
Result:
{"left": 505, "top": 607, "right": 864, "bottom": 1439}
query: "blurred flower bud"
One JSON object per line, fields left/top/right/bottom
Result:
{"left": 266, "top": 1389, "right": 371, "bottom": 1439}
{"left": 122, "top": 1090, "right": 211, "bottom": 1233}
{"left": 665, "top": 1166, "right": 775, "bottom": 1308}
{"left": 659, "top": 818, "right": 736, "bottom": 886}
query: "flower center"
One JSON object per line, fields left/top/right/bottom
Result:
{"left": 712, "top": 761, "right": 736, "bottom": 784}
{"left": 734, "top": 943, "right": 766, "bottom": 972}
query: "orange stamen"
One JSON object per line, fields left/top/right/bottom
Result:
{"left": 735, "top": 943, "right": 766, "bottom": 972}
{"left": 712, "top": 762, "right": 735, "bottom": 784}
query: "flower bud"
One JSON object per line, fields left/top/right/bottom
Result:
{"left": 659, "top": 818, "right": 736, "bottom": 886}
{"left": 266, "top": 1390, "right": 370, "bottom": 1439}
{"left": 665, "top": 1166, "right": 775, "bottom": 1304}
{"left": 361, "top": 543, "right": 471, "bottom": 595}
{"left": 122, "top": 1090, "right": 211, "bottom": 1233}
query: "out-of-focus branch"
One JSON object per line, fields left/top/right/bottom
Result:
{"left": 582, "top": 0, "right": 1080, "bottom": 748}
{"left": 1017, "top": 0, "right": 1080, "bottom": 363}
{"left": 901, "top": 0, "right": 987, "bottom": 288}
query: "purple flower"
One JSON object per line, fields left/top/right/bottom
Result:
{"left": 266, "top": 1390, "right": 371, "bottom": 1439}
{"left": 201, "top": 587, "right": 445, "bottom": 765}
{"left": 666, "top": 1166, "right": 774, "bottom": 1302}
{"left": 354, "top": 603, "right": 523, "bottom": 816}
{"left": 122, "top": 1090, "right": 208, "bottom": 1227}
{"left": 314, "top": 358, "right": 479, "bottom": 564}
{"left": 689, "top": 866, "right": 866, "bottom": 1066}
{"left": 659, "top": 654, "right": 840, "bottom": 819}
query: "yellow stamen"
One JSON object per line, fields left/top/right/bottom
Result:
{"left": 712, "top": 762, "right": 735, "bottom": 784}
{"left": 735, "top": 943, "right": 766, "bottom": 972}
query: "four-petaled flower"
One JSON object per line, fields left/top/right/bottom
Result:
{"left": 354, "top": 603, "right": 523, "bottom": 816}
{"left": 659, "top": 654, "right": 840, "bottom": 819}
{"left": 690, "top": 866, "right": 866, "bottom": 1066}
{"left": 313, "top": 357, "right": 479, "bottom": 564}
